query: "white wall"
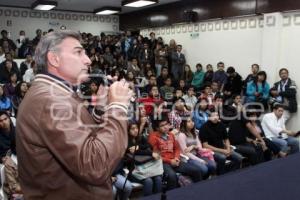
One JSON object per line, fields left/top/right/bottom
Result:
{"left": 141, "top": 12, "right": 300, "bottom": 131}
{"left": 142, "top": 16, "right": 265, "bottom": 79}
{"left": 0, "top": 7, "right": 119, "bottom": 41}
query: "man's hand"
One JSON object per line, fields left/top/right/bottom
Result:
{"left": 170, "top": 158, "right": 180, "bottom": 167}
{"left": 271, "top": 90, "right": 279, "bottom": 97}
{"left": 95, "top": 85, "right": 108, "bottom": 110}
{"left": 199, "top": 158, "right": 207, "bottom": 165}
{"left": 152, "top": 152, "right": 160, "bottom": 160}
{"left": 222, "top": 149, "right": 231, "bottom": 157}
{"left": 184, "top": 145, "right": 195, "bottom": 153}
{"left": 129, "top": 146, "right": 139, "bottom": 154}
{"left": 140, "top": 116, "right": 148, "bottom": 125}
{"left": 111, "top": 176, "right": 117, "bottom": 183}
{"left": 108, "top": 80, "right": 133, "bottom": 107}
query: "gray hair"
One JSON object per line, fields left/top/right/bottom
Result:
{"left": 35, "top": 30, "right": 81, "bottom": 73}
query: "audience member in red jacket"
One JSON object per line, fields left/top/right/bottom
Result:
{"left": 138, "top": 85, "right": 165, "bottom": 118}
{"left": 148, "top": 116, "right": 202, "bottom": 190}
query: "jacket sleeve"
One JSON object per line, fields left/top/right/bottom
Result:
{"left": 173, "top": 135, "right": 181, "bottom": 160}
{"left": 280, "top": 80, "right": 297, "bottom": 98}
{"left": 246, "top": 81, "right": 256, "bottom": 97}
{"left": 263, "top": 83, "right": 270, "bottom": 99}
{"left": 39, "top": 98, "right": 128, "bottom": 186}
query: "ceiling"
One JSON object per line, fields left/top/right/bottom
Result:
{"left": 0, "top": 0, "right": 181, "bottom": 14}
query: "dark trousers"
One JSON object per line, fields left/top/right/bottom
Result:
{"left": 163, "top": 161, "right": 202, "bottom": 190}
{"left": 213, "top": 151, "right": 243, "bottom": 175}
{"left": 264, "top": 138, "right": 281, "bottom": 156}
{"left": 235, "top": 143, "right": 264, "bottom": 165}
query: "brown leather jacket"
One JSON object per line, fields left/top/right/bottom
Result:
{"left": 16, "top": 74, "right": 128, "bottom": 200}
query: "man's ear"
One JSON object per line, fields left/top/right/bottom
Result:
{"left": 47, "top": 51, "right": 59, "bottom": 68}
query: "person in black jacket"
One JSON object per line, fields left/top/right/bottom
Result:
{"left": 228, "top": 117, "right": 265, "bottom": 165}
{"left": 126, "top": 122, "right": 162, "bottom": 196}
{"left": 199, "top": 111, "right": 243, "bottom": 174}
{"left": 0, "top": 110, "right": 16, "bottom": 162}
{"left": 270, "top": 68, "right": 297, "bottom": 120}
{"left": 0, "top": 56, "right": 20, "bottom": 84}
{"left": 224, "top": 66, "right": 243, "bottom": 100}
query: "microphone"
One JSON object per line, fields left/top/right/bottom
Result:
{"left": 161, "top": 172, "right": 168, "bottom": 200}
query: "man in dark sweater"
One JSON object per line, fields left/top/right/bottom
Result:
{"left": 224, "top": 66, "right": 243, "bottom": 99}
{"left": 228, "top": 118, "right": 265, "bottom": 165}
{"left": 199, "top": 112, "right": 243, "bottom": 174}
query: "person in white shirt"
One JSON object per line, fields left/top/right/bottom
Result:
{"left": 182, "top": 86, "right": 197, "bottom": 110}
{"left": 23, "top": 60, "right": 37, "bottom": 83}
{"left": 0, "top": 46, "right": 5, "bottom": 64}
{"left": 261, "top": 104, "right": 299, "bottom": 154}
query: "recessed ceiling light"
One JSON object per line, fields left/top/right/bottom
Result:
{"left": 122, "top": 0, "right": 158, "bottom": 8}
{"left": 94, "top": 7, "right": 121, "bottom": 15}
{"left": 31, "top": 0, "right": 57, "bottom": 11}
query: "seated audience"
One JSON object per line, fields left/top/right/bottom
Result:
{"left": 261, "top": 104, "right": 299, "bottom": 154}
{"left": 245, "top": 110, "right": 286, "bottom": 159}
{"left": 174, "top": 88, "right": 184, "bottom": 99}
{"left": 139, "top": 69, "right": 154, "bottom": 88}
{"left": 0, "top": 30, "right": 17, "bottom": 52}
{"left": 127, "top": 58, "right": 142, "bottom": 77}
{"left": 211, "top": 81, "right": 221, "bottom": 99}
{"left": 4, "top": 72, "right": 18, "bottom": 99}
{"left": 193, "top": 98, "right": 210, "bottom": 131}
{"left": 112, "top": 160, "right": 133, "bottom": 200}
{"left": 141, "top": 75, "right": 157, "bottom": 95}
{"left": 203, "top": 64, "right": 214, "bottom": 87}
{"left": 11, "top": 81, "right": 28, "bottom": 117}
{"left": 160, "top": 76, "right": 174, "bottom": 101}
{"left": 199, "top": 112, "right": 243, "bottom": 174}
{"left": 23, "top": 60, "right": 38, "bottom": 83}
{"left": 0, "top": 85, "right": 12, "bottom": 113}
{"left": 168, "top": 97, "right": 190, "bottom": 131}
{"left": 138, "top": 104, "right": 153, "bottom": 137}
{"left": 138, "top": 85, "right": 164, "bottom": 117}
{"left": 0, "top": 110, "right": 16, "bottom": 160}
{"left": 177, "top": 117, "right": 216, "bottom": 179}
{"left": 0, "top": 46, "right": 5, "bottom": 64}
{"left": 148, "top": 117, "right": 202, "bottom": 190}
{"left": 191, "top": 63, "right": 205, "bottom": 91}
{"left": 245, "top": 71, "right": 270, "bottom": 110}
{"left": 199, "top": 85, "right": 214, "bottom": 110}
{"left": 127, "top": 122, "right": 162, "bottom": 196}
{"left": 0, "top": 59, "right": 20, "bottom": 84}
{"left": 212, "top": 62, "right": 227, "bottom": 92}
{"left": 154, "top": 42, "right": 168, "bottom": 77}
{"left": 269, "top": 68, "right": 297, "bottom": 121}
{"left": 20, "top": 54, "right": 33, "bottom": 77}
{"left": 223, "top": 67, "right": 243, "bottom": 99}
{"left": 243, "top": 64, "right": 260, "bottom": 93}
{"left": 178, "top": 79, "right": 188, "bottom": 94}
{"left": 228, "top": 117, "right": 264, "bottom": 165}
{"left": 182, "top": 86, "right": 197, "bottom": 110}
{"left": 181, "top": 64, "right": 194, "bottom": 86}
{"left": 157, "top": 67, "right": 170, "bottom": 88}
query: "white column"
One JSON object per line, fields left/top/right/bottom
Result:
{"left": 261, "top": 12, "right": 283, "bottom": 84}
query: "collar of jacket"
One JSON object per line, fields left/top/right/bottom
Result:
{"left": 34, "top": 73, "right": 77, "bottom": 94}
